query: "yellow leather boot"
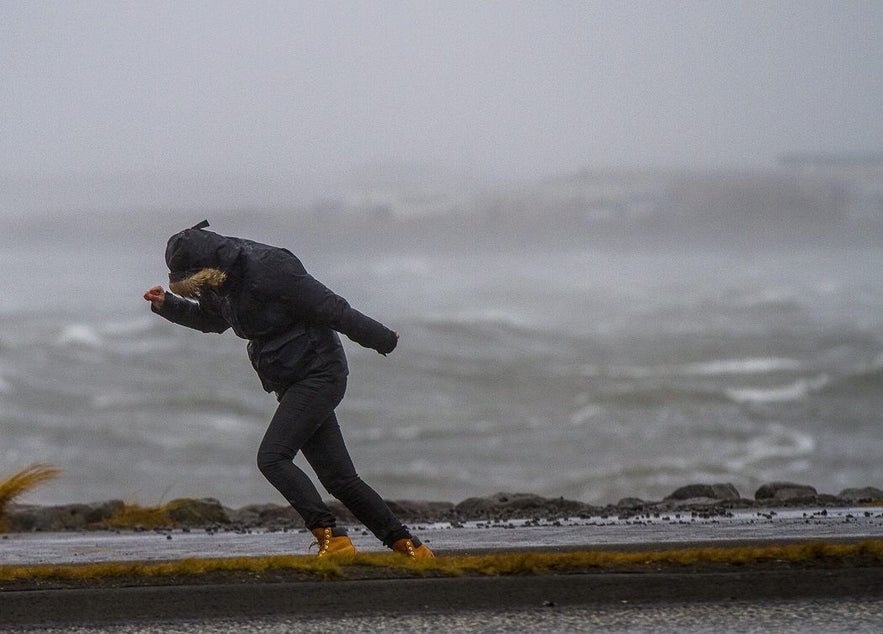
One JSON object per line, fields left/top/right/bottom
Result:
{"left": 392, "top": 537, "right": 435, "bottom": 560}
{"left": 311, "top": 527, "right": 357, "bottom": 557}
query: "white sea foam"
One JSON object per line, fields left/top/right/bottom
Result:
{"left": 683, "top": 357, "right": 801, "bottom": 376}
{"left": 436, "top": 308, "right": 536, "bottom": 330}
{"left": 725, "top": 423, "right": 816, "bottom": 470}
{"left": 603, "top": 357, "right": 802, "bottom": 381}
{"left": 725, "top": 375, "right": 830, "bottom": 404}
{"left": 92, "top": 393, "right": 140, "bottom": 409}
{"left": 206, "top": 415, "right": 251, "bottom": 433}
{"left": 99, "top": 316, "right": 156, "bottom": 337}
{"left": 56, "top": 324, "right": 103, "bottom": 347}
{"left": 569, "top": 404, "right": 604, "bottom": 426}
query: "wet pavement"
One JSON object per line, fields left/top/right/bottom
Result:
{"left": 1, "top": 505, "right": 881, "bottom": 566}
{"left": 5, "top": 598, "right": 883, "bottom": 634}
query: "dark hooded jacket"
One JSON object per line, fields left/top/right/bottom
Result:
{"left": 154, "top": 225, "right": 398, "bottom": 396}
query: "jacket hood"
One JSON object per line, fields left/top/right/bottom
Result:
{"left": 165, "top": 222, "right": 243, "bottom": 282}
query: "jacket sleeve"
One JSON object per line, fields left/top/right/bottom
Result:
{"left": 152, "top": 293, "right": 230, "bottom": 334}
{"left": 297, "top": 276, "right": 398, "bottom": 354}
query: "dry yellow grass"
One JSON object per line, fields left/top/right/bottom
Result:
{"left": 0, "top": 464, "right": 61, "bottom": 531}
{"left": 103, "top": 502, "right": 174, "bottom": 530}
{"left": 0, "top": 540, "right": 880, "bottom": 586}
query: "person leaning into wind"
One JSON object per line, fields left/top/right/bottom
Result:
{"left": 143, "top": 220, "right": 433, "bottom": 559}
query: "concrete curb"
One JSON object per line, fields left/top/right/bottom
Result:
{"left": 2, "top": 568, "right": 882, "bottom": 626}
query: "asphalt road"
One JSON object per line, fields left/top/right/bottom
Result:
{"left": 1, "top": 569, "right": 882, "bottom": 630}
{"left": 7, "top": 599, "right": 882, "bottom": 634}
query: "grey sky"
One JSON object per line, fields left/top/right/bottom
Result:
{"left": 2, "top": 1, "right": 882, "bottom": 213}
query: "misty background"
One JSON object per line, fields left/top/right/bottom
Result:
{"left": 3, "top": 1, "right": 883, "bottom": 217}
{"left": 1, "top": 2, "right": 883, "bottom": 507}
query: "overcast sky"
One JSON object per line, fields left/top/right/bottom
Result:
{"left": 2, "top": 1, "right": 882, "bottom": 214}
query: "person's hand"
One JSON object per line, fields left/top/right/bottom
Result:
{"left": 380, "top": 331, "right": 399, "bottom": 356}
{"left": 143, "top": 285, "right": 166, "bottom": 310}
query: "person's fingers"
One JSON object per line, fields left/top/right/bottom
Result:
{"left": 144, "top": 286, "right": 165, "bottom": 306}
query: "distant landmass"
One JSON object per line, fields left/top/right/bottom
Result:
{"left": 3, "top": 159, "right": 882, "bottom": 248}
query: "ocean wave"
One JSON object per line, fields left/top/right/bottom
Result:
{"left": 595, "top": 357, "right": 802, "bottom": 381}
{"left": 424, "top": 309, "right": 538, "bottom": 332}
{"left": 569, "top": 404, "right": 604, "bottom": 426}
{"left": 729, "top": 287, "right": 803, "bottom": 310}
{"left": 52, "top": 317, "right": 157, "bottom": 349}
{"left": 727, "top": 423, "right": 816, "bottom": 469}
{"left": 819, "top": 360, "right": 883, "bottom": 397}
{"left": 682, "top": 357, "right": 802, "bottom": 376}
{"left": 99, "top": 316, "right": 157, "bottom": 337}
{"left": 56, "top": 323, "right": 104, "bottom": 348}
{"left": 91, "top": 390, "right": 266, "bottom": 418}
{"left": 44, "top": 315, "right": 193, "bottom": 357}
{"left": 598, "top": 384, "right": 730, "bottom": 407}
{"left": 553, "top": 422, "right": 817, "bottom": 502}
{"left": 724, "top": 375, "right": 830, "bottom": 404}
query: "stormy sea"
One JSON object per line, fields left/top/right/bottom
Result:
{"left": 1, "top": 207, "right": 881, "bottom": 509}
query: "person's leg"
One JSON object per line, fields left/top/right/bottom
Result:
{"left": 257, "top": 373, "right": 432, "bottom": 557}
{"left": 256, "top": 375, "right": 345, "bottom": 530}
{"left": 302, "top": 409, "right": 411, "bottom": 547}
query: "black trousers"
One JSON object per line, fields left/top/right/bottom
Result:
{"left": 256, "top": 373, "right": 410, "bottom": 547}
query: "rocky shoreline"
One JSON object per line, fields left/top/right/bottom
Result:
{"left": 5, "top": 482, "right": 882, "bottom": 533}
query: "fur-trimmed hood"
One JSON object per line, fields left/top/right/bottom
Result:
{"left": 168, "top": 267, "right": 228, "bottom": 298}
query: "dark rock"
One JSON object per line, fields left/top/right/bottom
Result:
{"left": 838, "top": 487, "right": 883, "bottom": 503}
{"left": 665, "top": 483, "right": 741, "bottom": 501}
{"left": 754, "top": 482, "right": 818, "bottom": 503}
{"left": 385, "top": 499, "right": 455, "bottom": 522}
{"left": 7, "top": 481, "right": 879, "bottom": 533}
{"left": 86, "top": 500, "right": 127, "bottom": 524}
{"left": 227, "top": 503, "right": 303, "bottom": 529}
{"left": 616, "top": 497, "right": 647, "bottom": 510}
{"left": 164, "top": 498, "right": 230, "bottom": 526}
{"left": 39, "top": 504, "right": 92, "bottom": 530}
{"left": 452, "top": 492, "right": 591, "bottom": 521}
{"left": 455, "top": 492, "right": 543, "bottom": 517}
{"left": 6, "top": 500, "right": 125, "bottom": 531}
{"left": 4, "top": 504, "right": 38, "bottom": 531}
{"left": 817, "top": 493, "right": 847, "bottom": 506}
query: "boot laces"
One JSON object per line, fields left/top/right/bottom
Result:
{"left": 394, "top": 538, "right": 417, "bottom": 559}
{"left": 309, "top": 528, "right": 332, "bottom": 556}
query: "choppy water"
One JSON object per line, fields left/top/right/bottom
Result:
{"left": 1, "top": 214, "right": 882, "bottom": 507}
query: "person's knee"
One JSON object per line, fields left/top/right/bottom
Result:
{"left": 321, "top": 472, "right": 361, "bottom": 498}
{"left": 256, "top": 448, "right": 290, "bottom": 477}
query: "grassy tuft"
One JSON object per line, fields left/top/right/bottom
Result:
{"left": 0, "top": 554, "right": 349, "bottom": 585}
{"left": 0, "top": 464, "right": 61, "bottom": 531}
{"left": 103, "top": 501, "right": 174, "bottom": 530}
